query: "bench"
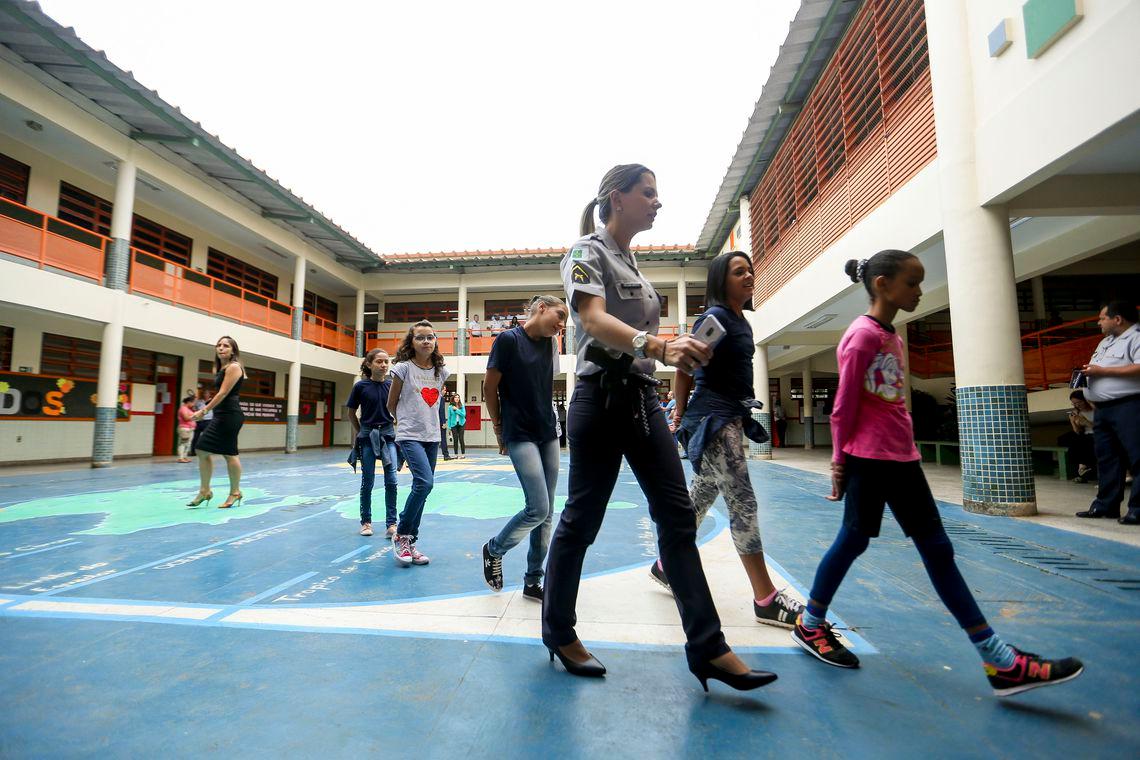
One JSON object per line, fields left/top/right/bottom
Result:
{"left": 915, "top": 440, "right": 959, "bottom": 466}
{"left": 915, "top": 440, "right": 1073, "bottom": 480}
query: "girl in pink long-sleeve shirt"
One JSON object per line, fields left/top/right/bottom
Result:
{"left": 791, "top": 249, "right": 1082, "bottom": 698}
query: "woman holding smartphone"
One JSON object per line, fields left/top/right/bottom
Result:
{"left": 649, "top": 251, "right": 803, "bottom": 629}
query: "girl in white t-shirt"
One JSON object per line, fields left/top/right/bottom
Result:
{"left": 387, "top": 320, "right": 450, "bottom": 567}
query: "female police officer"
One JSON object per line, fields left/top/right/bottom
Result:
{"left": 541, "top": 164, "right": 777, "bottom": 692}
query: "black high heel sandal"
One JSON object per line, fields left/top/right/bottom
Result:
{"left": 186, "top": 491, "right": 213, "bottom": 508}
{"left": 691, "top": 660, "right": 778, "bottom": 692}
{"left": 548, "top": 646, "right": 606, "bottom": 677}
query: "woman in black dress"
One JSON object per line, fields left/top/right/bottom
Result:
{"left": 187, "top": 335, "right": 247, "bottom": 509}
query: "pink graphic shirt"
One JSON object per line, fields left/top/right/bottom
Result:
{"left": 830, "top": 315, "right": 919, "bottom": 464}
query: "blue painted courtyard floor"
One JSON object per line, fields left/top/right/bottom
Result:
{"left": 0, "top": 448, "right": 1137, "bottom": 758}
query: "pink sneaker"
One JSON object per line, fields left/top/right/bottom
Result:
{"left": 409, "top": 542, "right": 430, "bottom": 565}
{"left": 393, "top": 535, "right": 413, "bottom": 567}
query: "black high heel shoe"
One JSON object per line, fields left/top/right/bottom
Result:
{"left": 548, "top": 646, "right": 606, "bottom": 677}
{"left": 691, "top": 660, "right": 778, "bottom": 692}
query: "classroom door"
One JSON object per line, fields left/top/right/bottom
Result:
{"left": 152, "top": 373, "right": 178, "bottom": 456}
{"left": 322, "top": 394, "right": 333, "bottom": 447}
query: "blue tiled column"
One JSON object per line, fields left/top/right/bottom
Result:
{"left": 956, "top": 385, "right": 1036, "bottom": 516}
{"left": 285, "top": 415, "right": 299, "bottom": 453}
{"left": 91, "top": 407, "right": 118, "bottom": 468}
{"left": 928, "top": 2, "right": 1038, "bottom": 516}
{"left": 748, "top": 410, "right": 773, "bottom": 460}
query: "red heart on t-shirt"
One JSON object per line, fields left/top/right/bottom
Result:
{"left": 420, "top": 387, "right": 439, "bottom": 406}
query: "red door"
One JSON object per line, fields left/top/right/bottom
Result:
{"left": 323, "top": 394, "right": 333, "bottom": 447}
{"left": 153, "top": 374, "right": 177, "bottom": 456}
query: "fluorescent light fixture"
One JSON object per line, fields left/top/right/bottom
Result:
{"left": 803, "top": 313, "right": 838, "bottom": 329}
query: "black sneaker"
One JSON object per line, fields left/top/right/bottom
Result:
{"left": 482, "top": 542, "right": 503, "bottom": 591}
{"left": 649, "top": 560, "right": 671, "bottom": 592}
{"left": 522, "top": 583, "right": 543, "bottom": 602}
{"left": 791, "top": 615, "right": 860, "bottom": 668}
{"left": 754, "top": 589, "right": 804, "bottom": 629}
{"left": 985, "top": 648, "right": 1084, "bottom": 697}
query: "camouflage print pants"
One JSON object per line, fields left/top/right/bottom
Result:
{"left": 690, "top": 418, "right": 764, "bottom": 555}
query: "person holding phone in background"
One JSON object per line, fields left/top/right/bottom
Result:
{"left": 649, "top": 251, "right": 803, "bottom": 628}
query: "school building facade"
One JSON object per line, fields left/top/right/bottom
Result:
{"left": 704, "top": 0, "right": 1140, "bottom": 514}
{"left": 0, "top": 2, "right": 706, "bottom": 467}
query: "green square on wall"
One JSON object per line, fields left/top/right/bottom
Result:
{"left": 1023, "top": 0, "right": 1084, "bottom": 58}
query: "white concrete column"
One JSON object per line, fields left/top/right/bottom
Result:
{"left": 285, "top": 358, "right": 301, "bottom": 453}
{"left": 456, "top": 372, "right": 466, "bottom": 404}
{"left": 291, "top": 256, "right": 306, "bottom": 341}
{"left": 457, "top": 276, "right": 469, "bottom": 355}
{"left": 927, "top": 0, "right": 1034, "bottom": 515}
{"left": 1031, "top": 276, "right": 1046, "bottom": 324}
{"left": 737, "top": 196, "right": 753, "bottom": 257}
{"left": 105, "top": 157, "right": 136, "bottom": 290}
{"left": 751, "top": 342, "right": 772, "bottom": 460}
{"left": 801, "top": 361, "right": 814, "bottom": 450}
{"left": 676, "top": 273, "right": 688, "bottom": 334}
{"left": 355, "top": 288, "right": 366, "bottom": 356}
{"left": 91, "top": 295, "right": 125, "bottom": 467}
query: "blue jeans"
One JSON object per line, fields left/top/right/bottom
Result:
{"left": 359, "top": 436, "right": 398, "bottom": 527}
{"left": 396, "top": 440, "right": 439, "bottom": 539}
{"left": 488, "top": 438, "right": 559, "bottom": 585}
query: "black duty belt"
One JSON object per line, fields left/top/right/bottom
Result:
{"left": 583, "top": 345, "right": 660, "bottom": 436}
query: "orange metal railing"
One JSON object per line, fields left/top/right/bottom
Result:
{"left": 908, "top": 314, "right": 1106, "bottom": 390}
{"left": 301, "top": 313, "right": 357, "bottom": 354}
{"left": 129, "top": 248, "right": 294, "bottom": 336}
{"left": 365, "top": 330, "right": 458, "bottom": 356}
{"left": 1021, "top": 316, "right": 1103, "bottom": 391}
{"left": 0, "top": 196, "right": 106, "bottom": 283}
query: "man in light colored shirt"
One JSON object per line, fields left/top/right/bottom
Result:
{"left": 1075, "top": 301, "right": 1140, "bottom": 525}
{"left": 468, "top": 314, "right": 482, "bottom": 338}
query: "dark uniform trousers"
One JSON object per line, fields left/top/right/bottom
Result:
{"left": 1090, "top": 394, "right": 1140, "bottom": 517}
{"left": 541, "top": 378, "right": 730, "bottom": 667}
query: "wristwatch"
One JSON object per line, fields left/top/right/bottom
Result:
{"left": 632, "top": 330, "right": 649, "bottom": 359}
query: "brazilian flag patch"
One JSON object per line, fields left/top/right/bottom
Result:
{"left": 570, "top": 247, "right": 585, "bottom": 260}
{"left": 571, "top": 262, "right": 591, "bottom": 284}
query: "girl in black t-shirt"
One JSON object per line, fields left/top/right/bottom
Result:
{"left": 480, "top": 295, "right": 567, "bottom": 601}
{"left": 347, "top": 349, "right": 398, "bottom": 538}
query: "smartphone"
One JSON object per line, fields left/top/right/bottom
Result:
{"left": 695, "top": 314, "right": 727, "bottom": 349}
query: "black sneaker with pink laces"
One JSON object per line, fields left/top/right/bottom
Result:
{"left": 985, "top": 648, "right": 1084, "bottom": 697}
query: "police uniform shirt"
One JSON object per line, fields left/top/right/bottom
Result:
{"left": 561, "top": 227, "right": 661, "bottom": 376}
{"left": 1085, "top": 323, "right": 1140, "bottom": 402}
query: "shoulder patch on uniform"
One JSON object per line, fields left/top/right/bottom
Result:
{"left": 570, "top": 246, "right": 585, "bottom": 260}
{"left": 571, "top": 262, "right": 591, "bottom": 284}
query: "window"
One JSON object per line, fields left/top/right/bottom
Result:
{"left": 57, "top": 182, "right": 193, "bottom": 266}
{"left": 0, "top": 325, "right": 13, "bottom": 371}
{"left": 58, "top": 182, "right": 113, "bottom": 236}
{"left": 197, "top": 359, "right": 216, "bottom": 392}
{"left": 121, "top": 346, "right": 157, "bottom": 384}
{"left": 199, "top": 359, "right": 274, "bottom": 396}
{"left": 384, "top": 301, "right": 458, "bottom": 323}
{"left": 40, "top": 333, "right": 161, "bottom": 383}
{"left": 132, "top": 215, "right": 192, "bottom": 267}
{"left": 300, "top": 377, "right": 336, "bottom": 401}
{"left": 483, "top": 299, "right": 532, "bottom": 321}
{"left": 244, "top": 367, "right": 275, "bottom": 396}
{"left": 686, "top": 293, "right": 707, "bottom": 316}
{"left": 207, "top": 248, "right": 279, "bottom": 299}
{"left": 304, "top": 290, "right": 338, "bottom": 322}
{"left": 40, "top": 333, "right": 101, "bottom": 379}
{"left": 0, "top": 153, "right": 31, "bottom": 204}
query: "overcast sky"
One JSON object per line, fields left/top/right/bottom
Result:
{"left": 37, "top": 0, "right": 798, "bottom": 254}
